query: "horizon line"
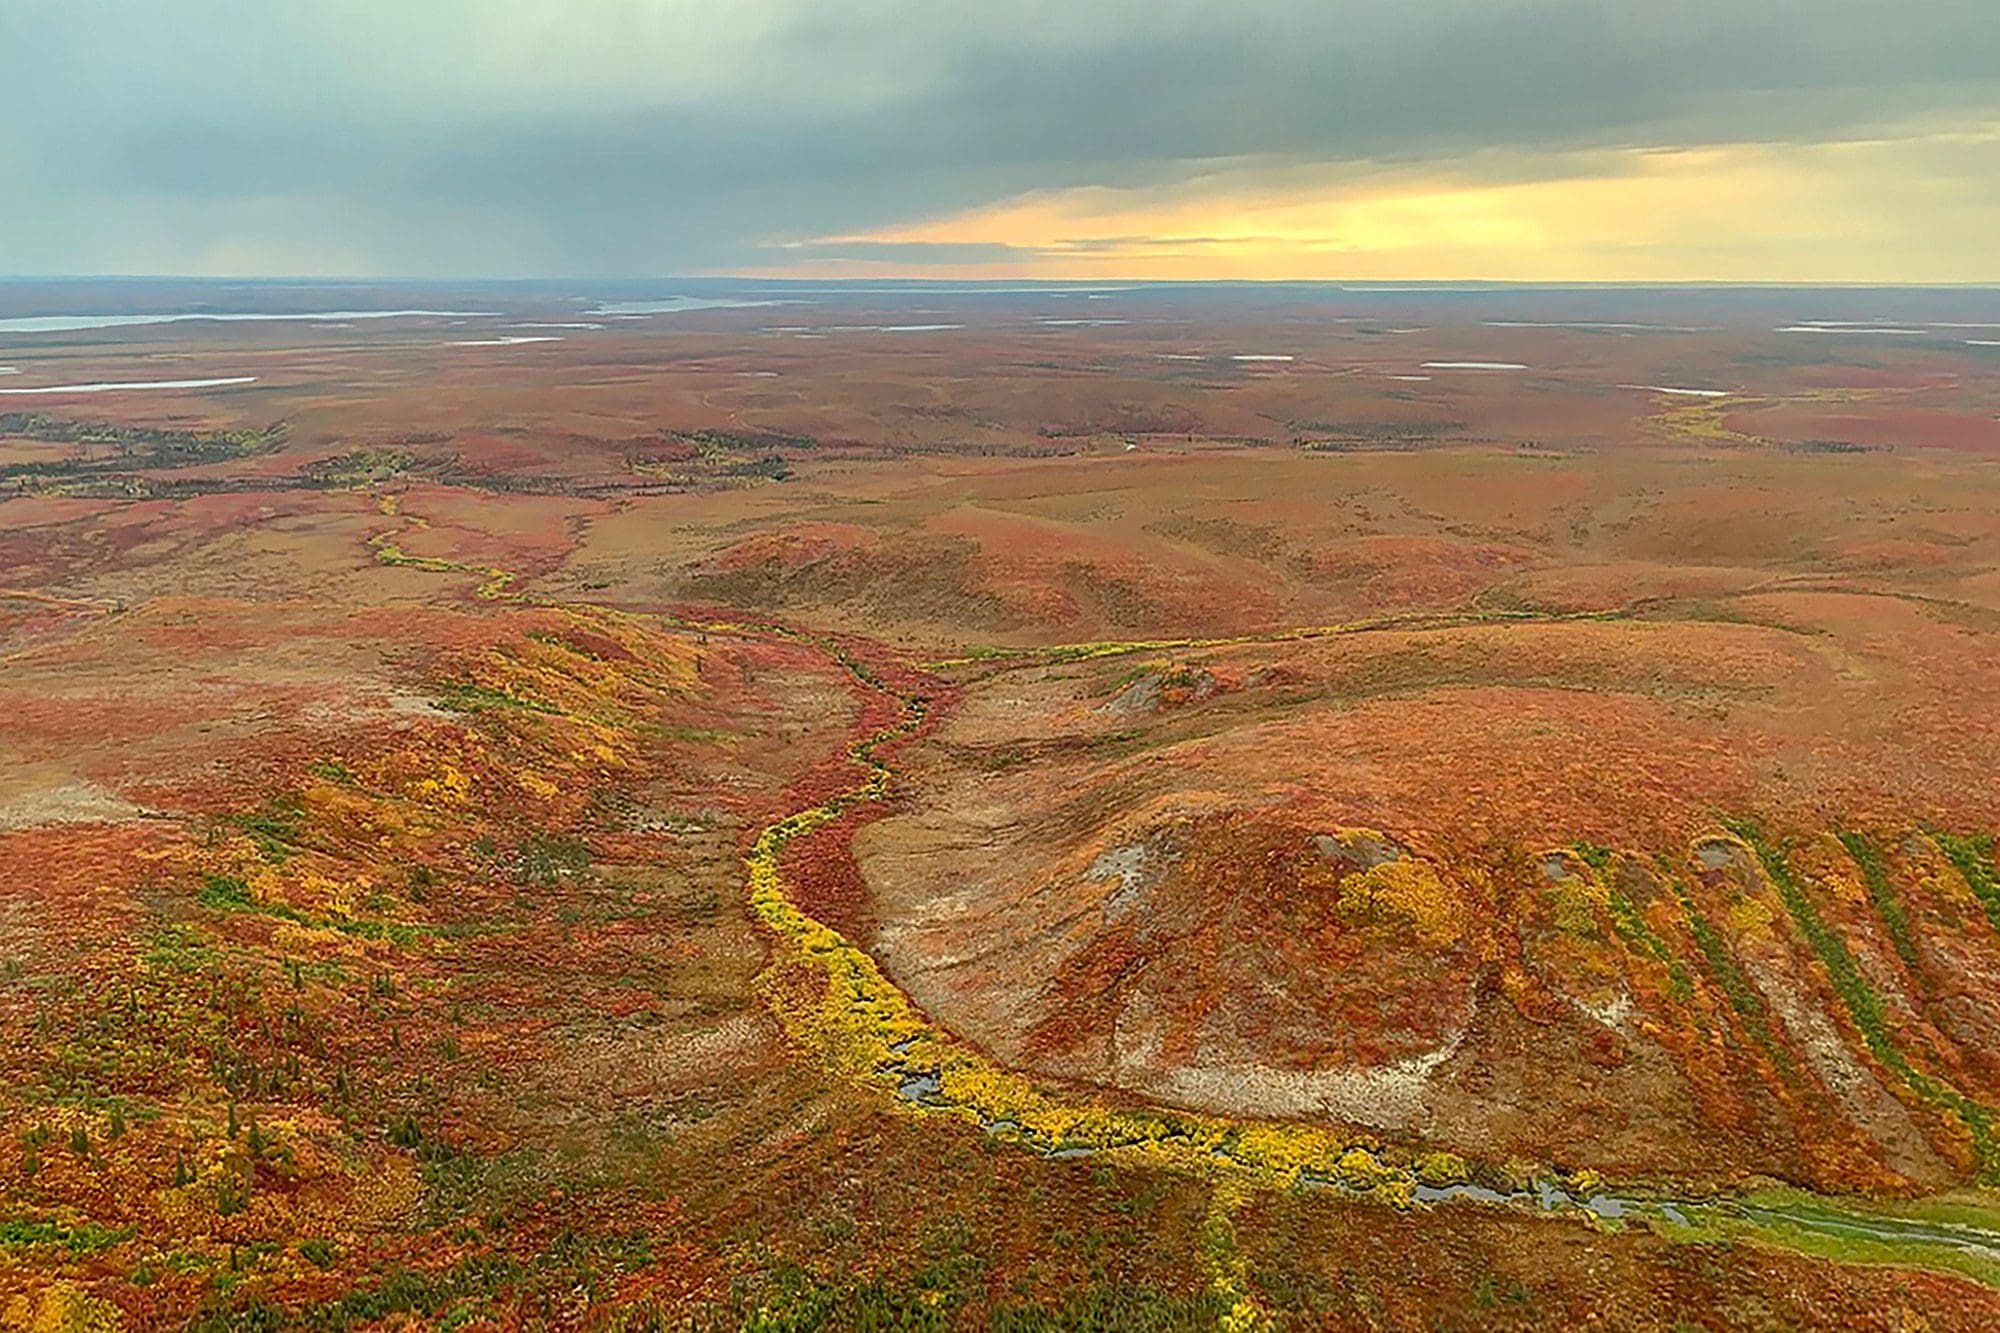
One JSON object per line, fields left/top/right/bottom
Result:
{"left": 4, "top": 274, "right": 2000, "bottom": 291}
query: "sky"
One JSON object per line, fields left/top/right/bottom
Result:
{"left": 5, "top": 0, "right": 2000, "bottom": 282}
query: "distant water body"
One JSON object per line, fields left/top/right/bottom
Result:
{"left": 1619, "top": 383, "right": 1730, "bottom": 397}
{"left": 590, "top": 297, "right": 793, "bottom": 315}
{"left": 762, "top": 323, "right": 966, "bottom": 334}
{"left": 1776, "top": 325, "right": 1927, "bottom": 336}
{"left": 1483, "top": 320, "right": 1707, "bottom": 332}
{"left": 0, "top": 377, "right": 258, "bottom": 395}
{"left": 722, "top": 285, "right": 1135, "bottom": 296}
{"left": 0, "top": 310, "right": 497, "bottom": 334}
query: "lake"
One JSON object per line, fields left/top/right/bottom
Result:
{"left": 0, "top": 310, "right": 495, "bottom": 334}
{"left": 0, "top": 377, "right": 258, "bottom": 395}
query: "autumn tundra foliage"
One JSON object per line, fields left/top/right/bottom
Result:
{"left": 4, "top": 284, "right": 2000, "bottom": 1328}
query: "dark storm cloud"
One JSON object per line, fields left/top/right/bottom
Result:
{"left": 3, "top": 0, "right": 1998, "bottom": 275}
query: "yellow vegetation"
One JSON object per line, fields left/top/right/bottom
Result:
{"left": 1337, "top": 858, "right": 1464, "bottom": 947}
{"left": 1414, "top": 1150, "right": 1470, "bottom": 1187}
{"left": 743, "top": 688, "right": 1439, "bottom": 1213}
{"left": 1646, "top": 396, "right": 1767, "bottom": 448}
{"left": 1545, "top": 864, "right": 1608, "bottom": 937}
{"left": 1201, "top": 1182, "right": 1275, "bottom": 1333}
{"left": 5, "top": 1283, "right": 124, "bottom": 1333}
{"left": 1726, "top": 893, "right": 1778, "bottom": 937}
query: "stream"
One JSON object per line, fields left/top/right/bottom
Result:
{"left": 882, "top": 1039, "right": 2000, "bottom": 1261}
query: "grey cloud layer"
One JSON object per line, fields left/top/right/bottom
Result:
{"left": 5, "top": 0, "right": 1998, "bottom": 275}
